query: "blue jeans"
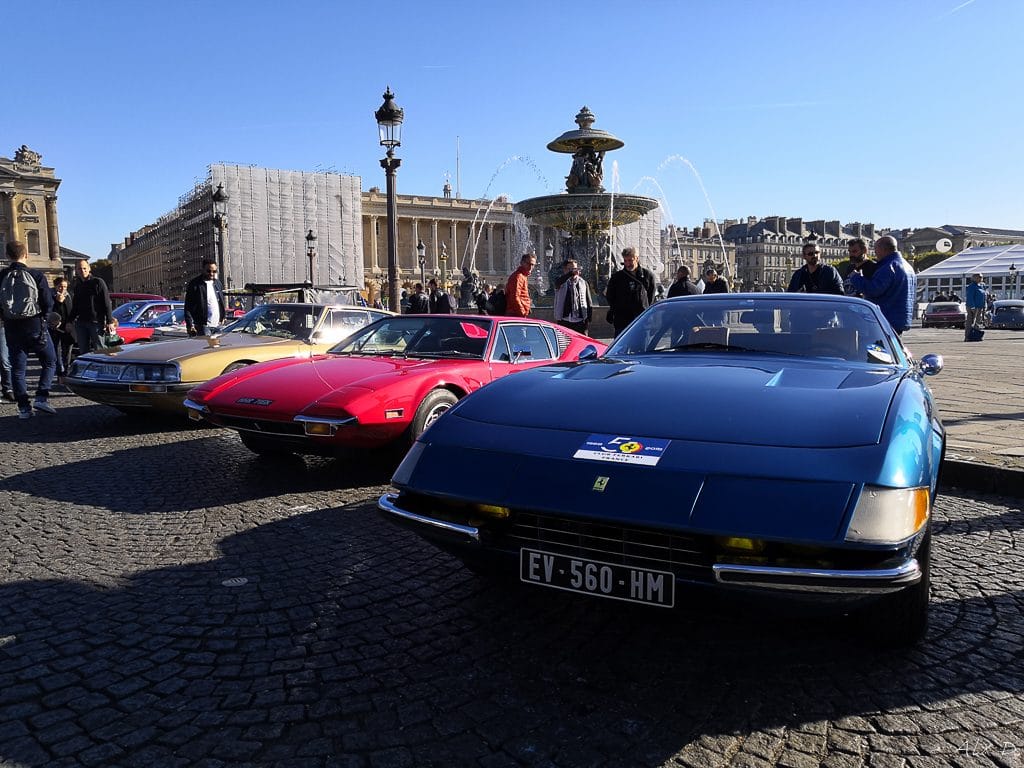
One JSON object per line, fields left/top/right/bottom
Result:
{"left": 4, "top": 318, "right": 56, "bottom": 409}
{"left": 0, "top": 322, "right": 11, "bottom": 392}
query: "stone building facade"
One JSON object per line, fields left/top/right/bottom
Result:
{"left": 723, "top": 216, "right": 876, "bottom": 291}
{"left": 0, "top": 145, "right": 62, "bottom": 276}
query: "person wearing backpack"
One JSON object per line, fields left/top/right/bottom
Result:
{"left": 0, "top": 241, "right": 57, "bottom": 418}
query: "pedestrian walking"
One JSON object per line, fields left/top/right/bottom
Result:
{"left": 49, "top": 275, "right": 75, "bottom": 383}
{"left": 965, "top": 272, "right": 987, "bottom": 341}
{"left": 0, "top": 241, "right": 57, "bottom": 418}
{"left": 68, "top": 258, "right": 114, "bottom": 353}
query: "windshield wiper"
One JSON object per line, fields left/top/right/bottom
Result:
{"left": 667, "top": 342, "right": 802, "bottom": 356}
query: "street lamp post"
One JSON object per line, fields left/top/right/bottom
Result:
{"left": 670, "top": 240, "right": 681, "bottom": 272}
{"left": 375, "top": 87, "right": 404, "bottom": 312}
{"left": 212, "top": 183, "right": 229, "bottom": 281}
{"left": 544, "top": 241, "right": 554, "bottom": 292}
{"left": 1009, "top": 263, "right": 1017, "bottom": 299}
{"left": 417, "top": 239, "right": 426, "bottom": 287}
{"left": 439, "top": 242, "right": 448, "bottom": 285}
{"left": 305, "top": 229, "right": 317, "bottom": 286}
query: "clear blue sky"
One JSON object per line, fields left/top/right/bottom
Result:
{"left": 4, "top": 0, "right": 1020, "bottom": 260}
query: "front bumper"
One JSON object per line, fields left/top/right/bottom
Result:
{"left": 378, "top": 492, "right": 921, "bottom": 596}
{"left": 66, "top": 379, "right": 193, "bottom": 412}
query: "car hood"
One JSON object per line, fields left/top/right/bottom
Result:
{"left": 82, "top": 333, "right": 288, "bottom": 363}
{"left": 205, "top": 355, "right": 459, "bottom": 411}
{"left": 451, "top": 357, "right": 904, "bottom": 448}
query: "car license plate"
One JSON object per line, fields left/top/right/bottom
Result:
{"left": 520, "top": 548, "right": 675, "bottom": 608}
{"left": 83, "top": 364, "right": 123, "bottom": 381}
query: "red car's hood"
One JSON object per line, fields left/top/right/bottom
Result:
{"left": 204, "top": 355, "right": 446, "bottom": 413}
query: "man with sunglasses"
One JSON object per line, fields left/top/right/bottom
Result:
{"left": 184, "top": 259, "right": 227, "bottom": 337}
{"left": 842, "top": 237, "right": 877, "bottom": 296}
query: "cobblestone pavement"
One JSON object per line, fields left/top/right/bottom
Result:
{"left": 1, "top": 396, "right": 1022, "bottom": 768}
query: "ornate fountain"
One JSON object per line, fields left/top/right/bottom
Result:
{"left": 514, "top": 106, "right": 659, "bottom": 292}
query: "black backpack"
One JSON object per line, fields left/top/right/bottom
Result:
{"left": 486, "top": 289, "right": 507, "bottom": 316}
{"left": 0, "top": 268, "right": 41, "bottom": 320}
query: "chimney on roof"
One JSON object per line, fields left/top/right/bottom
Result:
{"left": 787, "top": 218, "right": 803, "bottom": 237}
{"left": 853, "top": 222, "right": 863, "bottom": 238}
{"left": 827, "top": 220, "right": 841, "bottom": 237}
{"left": 748, "top": 216, "right": 757, "bottom": 226}
{"left": 865, "top": 223, "right": 875, "bottom": 239}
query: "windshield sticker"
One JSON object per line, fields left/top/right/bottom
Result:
{"left": 459, "top": 322, "right": 490, "bottom": 338}
{"left": 573, "top": 435, "right": 669, "bottom": 466}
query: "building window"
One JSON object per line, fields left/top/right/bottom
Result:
{"left": 26, "top": 230, "right": 40, "bottom": 254}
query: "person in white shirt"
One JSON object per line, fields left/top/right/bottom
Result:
{"left": 553, "top": 259, "right": 593, "bottom": 335}
{"left": 184, "top": 260, "right": 226, "bottom": 336}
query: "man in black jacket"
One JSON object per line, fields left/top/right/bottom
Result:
{"left": 1, "top": 241, "right": 56, "bottom": 418}
{"left": 184, "top": 260, "right": 227, "bottom": 336}
{"left": 667, "top": 266, "right": 700, "bottom": 298}
{"left": 69, "top": 258, "right": 114, "bottom": 353}
{"left": 787, "top": 243, "right": 844, "bottom": 295}
{"left": 605, "top": 247, "right": 656, "bottom": 336}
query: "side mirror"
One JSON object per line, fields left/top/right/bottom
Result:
{"left": 919, "top": 353, "right": 943, "bottom": 376}
{"left": 578, "top": 344, "right": 599, "bottom": 361}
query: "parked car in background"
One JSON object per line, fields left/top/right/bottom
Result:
{"left": 380, "top": 294, "right": 945, "bottom": 647}
{"left": 67, "top": 303, "right": 390, "bottom": 415}
{"left": 989, "top": 300, "right": 1024, "bottom": 330}
{"left": 146, "top": 308, "right": 189, "bottom": 339}
{"left": 115, "top": 302, "right": 184, "bottom": 344}
{"left": 110, "top": 292, "right": 166, "bottom": 309}
{"left": 185, "top": 314, "right": 605, "bottom": 456}
{"left": 921, "top": 301, "right": 966, "bottom": 328}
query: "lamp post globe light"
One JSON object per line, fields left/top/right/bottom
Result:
{"left": 417, "top": 239, "right": 426, "bottom": 287}
{"left": 305, "top": 229, "right": 317, "bottom": 286}
{"left": 212, "top": 183, "right": 229, "bottom": 282}
{"left": 375, "top": 86, "right": 404, "bottom": 312}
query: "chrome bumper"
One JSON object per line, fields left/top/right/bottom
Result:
{"left": 713, "top": 560, "right": 920, "bottom": 594}
{"left": 378, "top": 493, "right": 480, "bottom": 543}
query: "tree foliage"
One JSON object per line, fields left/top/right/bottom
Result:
{"left": 91, "top": 259, "right": 114, "bottom": 288}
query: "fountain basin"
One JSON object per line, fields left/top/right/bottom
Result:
{"left": 515, "top": 192, "right": 659, "bottom": 231}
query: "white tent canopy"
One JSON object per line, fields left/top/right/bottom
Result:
{"left": 917, "top": 244, "right": 1024, "bottom": 299}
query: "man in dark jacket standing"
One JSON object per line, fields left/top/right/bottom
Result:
{"left": 667, "top": 266, "right": 700, "bottom": 298}
{"left": 1, "top": 241, "right": 56, "bottom": 418}
{"left": 787, "top": 242, "right": 844, "bottom": 295}
{"left": 406, "top": 283, "right": 431, "bottom": 314}
{"left": 184, "top": 259, "right": 227, "bottom": 336}
{"left": 605, "top": 247, "right": 656, "bottom": 336}
{"left": 69, "top": 258, "right": 114, "bottom": 353}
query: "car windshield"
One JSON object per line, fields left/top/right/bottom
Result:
{"left": 112, "top": 302, "right": 147, "bottom": 321}
{"left": 329, "top": 316, "right": 492, "bottom": 358}
{"left": 146, "top": 309, "right": 184, "bottom": 326}
{"left": 223, "top": 304, "right": 321, "bottom": 339}
{"left": 606, "top": 296, "right": 896, "bottom": 364}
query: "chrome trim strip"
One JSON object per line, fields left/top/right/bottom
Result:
{"left": 294, "top": 414, "right": 358, "bottom": 426}
{"left": 377, "top": 493, "right": 480, "bottom": 543}
{"left": 712, "top": 559, "right": 920, "bottom": 594}
{"left": 182, "top": 398, "right": 208, "bottom": 414}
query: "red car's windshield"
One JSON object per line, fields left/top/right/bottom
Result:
{"left": 330, "top": 316, "right": 492, "bottom": 358}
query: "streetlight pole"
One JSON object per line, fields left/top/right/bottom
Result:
{"left": 544, "top": 241, "right": 554, "bottom": 293}
{"left": 305, "top": 229, "right": 317, "bottom": 286}
{"left": 212, "top": 183, "right": 229, "bottom": 282}
{"left": 417, "top": 239, "right": 426, "bottom": 287}
{"left": 375, "top": 87, "right": 404, "bottom": 312}
{"left": 1009, "top": 263, "right": 1017, "bottom": 299}
{"left": 439, "top": 242, "right": 448, "bottom": 285}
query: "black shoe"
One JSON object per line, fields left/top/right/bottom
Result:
{"left": 2, "top": 390, "right": 15, "bottom": 403}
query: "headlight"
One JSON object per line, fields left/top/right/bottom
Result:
{"left": 119, "top": 364, "right": 180, "bottom": 382}
{"left": 845, "top": 486, "right": 929, "bottom": 544}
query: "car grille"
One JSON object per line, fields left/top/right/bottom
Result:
{"left": 495, "top": 511, "right": 715, "bottom": 581}
{"left": 215, "top": 413, "right": 306, "bottom": 436}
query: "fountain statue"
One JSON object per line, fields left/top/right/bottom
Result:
{"left": 514, "top": 107, "right": 659, "bottom": 294}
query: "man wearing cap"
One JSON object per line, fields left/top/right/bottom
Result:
{"left": 702, "top": 268, "right": 729, "bottom": 294}
{"left": 965, "top": 272, "right": 987, "bottom": 340}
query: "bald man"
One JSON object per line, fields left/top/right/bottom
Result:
{"left": 848, "top": 236, "right": 917, "bottom": 335}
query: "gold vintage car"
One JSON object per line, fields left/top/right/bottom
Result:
{"left": 66, "top": 303, "right": 391, "bottom": 415}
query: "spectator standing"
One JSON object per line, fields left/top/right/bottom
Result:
{"left": 842, "top": 237, "right": 878, "bottom": 296}
{"left": 68, "top": 258, "right": 113, "bottom": 353}
{"left": 0, "top": 317, "right": 13, "bottom": 401}
{"left": 427, "top": 278, "right": 455, "bottom": 314}
{"left": 965, "top": 272, "right": 987, "bottom": 340}
{"left": 848, "top": 235, "right": 916, "bottom": 335}
{"left": 553, "top": 259, "right": 593, "bottom": 334}
{"left": 49, "top": 276, "right": 75, "bottom": 383}
{"left": 787, "top": 242, "right": 844, "bottom": 295}
{"left": 605, "top": 247, "right": 656, "bottom": 336}
{"left": 184, "top": 259, "right": 226, "bottom": 336}
{"left": 702, "top": 268, "right": 729, "bottom": 294}
{"left": 0, "top": 241, "right": 57, "bottom": 418}
{"left": 667, "top": 266, "right": 700, "bottom": 298}
{"left": 406, "top": 283, "right": 431, "bottom": 314}
{"left": 505, "top": 253, "right": 536, "bottom": 317}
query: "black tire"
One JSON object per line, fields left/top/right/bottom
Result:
{"left": 221, "top": 361, "right": 251, "bottom": 375}
{"left": 409, "top": 389, "right": 458, "bottom": 440}
{"left": 867, "top": 532, "right": 931, "bottom": 648}
{"left": 239, "top": 432, "right": 293, "bottom": 457}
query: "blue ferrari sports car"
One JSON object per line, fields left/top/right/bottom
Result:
{"left": 379, "top": 294, "right": 945, "bottom": 646}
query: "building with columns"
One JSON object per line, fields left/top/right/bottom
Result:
{"left": 361, "top": 188, "right": 517, "bottom": 293}
{"left": 0, "top": 145, "right": 62, "bottom": 277}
